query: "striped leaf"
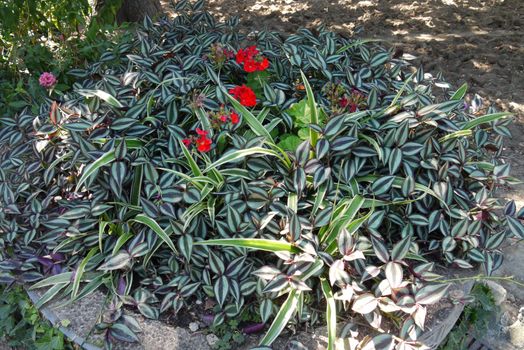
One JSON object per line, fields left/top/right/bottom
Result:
{"left": 180, "top": 140, "right": 203, "bottom": 177}
{"left": 75, "top": 150, "right": 116, "bottom": 191}
{"left": 98, "top": 251, "right": 131, "bottom": 271}
{"left": 132, "top": 214, "right": 177, "bottom": 253}
{"left": 462, "top": 112, "right": 512, "bottom": 130}
{"left": 506, "top": 216, "right": 524, "bottom": 238}
{"left": 214, "top": 275, "right": 229, "bottom": 307}
{"left": 72, "top": 248, "right": 98, "bottom": 298}
{"left": 415, "top": 283, "right": 450, "bottom": 305}
{"left": 204, "top": 147, "right": 281, "bottom": 173}
{"left": 300, "top": 71, "right": 320, "bottom": 147}
{"left": 320, "top": 279, "right": 337, "bottom": 350}
{"left": 224, "top": 90, "right": 274, "bottom": 142}
{"left": 30, "top": 272, "right": 74, "bottom": 290}
{"left": 77, "top": 89, "right": 124, "bottom": 108}
{"left": 195, "top": 238, "right": 300, "bottom": 253}
{"left": 451, "top": 83, "right": 468, "bottom": 101}
{"left": 259, "top": 290, "right": 300, "bottom": 346}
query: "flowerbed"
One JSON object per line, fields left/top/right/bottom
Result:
{"left": 0, "top": 2, "right": 522, "bottom": 349}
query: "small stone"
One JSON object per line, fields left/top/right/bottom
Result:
{"left": 189, "top": 322, "right": 199, "bottom": 332}
{"left": 484, "top": 280, "right": 507, "bottom": 305}
{"left": 206, "top": 334, "right": 219, "bottom": 347}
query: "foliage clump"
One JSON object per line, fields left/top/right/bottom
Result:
{"left": 0, "top": 1, "right": 522, "bottom": 348}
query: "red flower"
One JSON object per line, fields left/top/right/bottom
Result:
{"left": 230, "top": 111, "right": 239, "bottom": 124}
{"left": 244, "top": 60, "right": 257, "bottom": 73}
{"left": 235, "top": 46, "right": 269, "bottom": 72}
{"left": 349, "top": 103, "right": 358, "bottom": 113}
{"left": 196, "top": 128, "right": 208, "bottom": 136}
{"left": 219, "top": 115, "right": 228, "bottom": 122}
{"left": 229, "top": 85, "right": 257, "bottom": 107}
{"left": 339, "top": 96, "right": 348, "bottom": 108}
{"left": 196, "top": 135, "right": 212, "bottom": 152}
{"left": 258, "top": 57, "right": 269, "bottom": 70}
{"left": 182, "top": 138, "right": 192, "bottom": 147}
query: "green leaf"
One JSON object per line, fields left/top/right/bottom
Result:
{"left": 391, "top": 236, "right": 411, "bottom": 261}
{"left": 35, "top": 283, "right": 67, "bottom": 308}
{"left": 360, "top": 134, "right": 383, "bottom": 161}
{"left": 137, "top": 303, "right": 159, "bottom": 319}
{"left": 224, "top": 90, "right": 274, "bottom": 142}
{"left": 132, "top": 214, "right": 178, "bottom": 253}
{"left": 75, "top": 150, "right": 116, "bottom": 191}
{"left": 98, "top": 251, "right": 131, "bottom": 271}
{"left": 260, "top": 299, "right": 273, "bottom": 323}
{"left": 72, "top": 248, "right": 98, "bottom": 298}
{"left": 506, "top": 216, "right": 524, "bottom": 238}
{"left": 320, "top": 279, "right": 337, "bottom": 350}
{"left": 204, "top": 147, "right": 282, "bottom": 173}
{"left": 178, "top": 235, "right": 193, "bottom": 261}
{"left": 439, "top": 130, "right": 472, "bottom": 143}
{"left": 259, "top": 290, "right": 300, "bottom": 346}
{"left": 359, "top": 175, "right": 446, "bottom": 207}
{"left": 462, "top": 112, "right": 512, "bottom": 130}
{"left": 277, "top": 134, "right": 302, "bottom": 151}
{"left": 214, "top": 275, "right": 229, "bottom": 307}
{"left": 300, "top": 71, "right": 320, "bottom": 147}
{"left": 180, "top": 140, "right": 203, "bottom": 177}
{"left": 415, "top": 283, "right": 450, "bottom": 305}
{"left": 195, "top": 238, "right": 300, "bottom": 253}
{"left": 30, "top": 272, "right": 74, "bottom": 290}
{"left": 320, "top": 195, "right": 365, "bottom": 244}
{"left": 110, "top": 323, "right": 140, "bottom": 342}
{"left": 131, "top": 164, "right": 143, "bottom": 207}
{"left": 451, "top": 83, "right": 468, "bottom": 100}
{"left": 77, "top": 89, "right": 124, "bottom": 108}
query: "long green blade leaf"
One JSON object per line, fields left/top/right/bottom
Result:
{"left": 224, "top": 90, "right": 274, "bottom": 142}
{"left": 300, "top": 71, "right": 319, "bottom": 147}
{"left": 180, "top": 140, "right": 203, "bottom": 177}
{"left": 451, "top": 83, "right": 468, "bottom": 101}
{"left": 260, "top": 290, "right": 300, "bottom": 346}
{"left": 203, "top": 147, "right": 281, "bottom": 173}
{"left": 132, "top": 214, "right": 177, "bottom": 253}
{"left": 77, "top": 89, "right": 124, "bottom": 108}
{"left": 30, "top": 272, "right": 74, "bottom": 290}
{"left": 462, "top": 112, "right": 512, "bottom": 130}
{"left": 75, "top": 150, "right": 116, "bottom": 191}
{"left": 71, "top": 247, "right": 98, "bottom": 299}
{"left": 439, "top": 130, "right": 472, "bottom": 143}
{"left": 320, "top": 279, "right": 336, "bottom": 350}
{"left": 195, "top": 238, "right": 300, "bottom": 253}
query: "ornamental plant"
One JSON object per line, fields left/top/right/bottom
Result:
{"left": 0, "top": 1, "right": 522, "bottom": 349}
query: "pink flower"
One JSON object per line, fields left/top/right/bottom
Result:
{"left": 39, "top": 72, "right": 57, "bottom": 88}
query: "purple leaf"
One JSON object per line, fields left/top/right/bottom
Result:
{"left": 242, "top": 322, "right": 265, "bottom": 334}
{"left": 201, "top": 314, "right": 214, "bottom": 326}
{"left": 117, "top": 276, "right": 126, "bottom": 295}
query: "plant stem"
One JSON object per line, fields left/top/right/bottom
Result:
{"left": 437, "top": 274, "right": 524, "bottom": 287}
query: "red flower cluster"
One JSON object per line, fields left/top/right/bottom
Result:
{"left": 235, "top": 46, "right": 269, "bottom": 73}
{"left": 229, "top": 85, "right": 257, "bottom": 107}
{"left": 182, "top": 128, "right": 212, "bottom": 153}
{"left": 205, "top": 43, "right": 235, "bottom": 66}
{"left": 214, "top": 109, "right": 240, "bottom": 126}
{"left": 339, "top": 89, "right": 366, "bottom": 113}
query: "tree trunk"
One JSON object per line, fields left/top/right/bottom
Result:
{"left": 116, "top": 0, "right": 163, "bottom": 23}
